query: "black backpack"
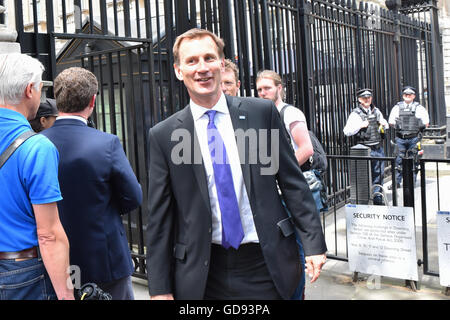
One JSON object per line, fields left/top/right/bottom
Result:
{"left": 280, "top": 105, "right": 327, "bottom": 173}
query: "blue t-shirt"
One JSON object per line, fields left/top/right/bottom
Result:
{"left": 0, "top": 108, "right": 62, "bottom": 252}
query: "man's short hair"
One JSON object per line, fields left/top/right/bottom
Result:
{"left": 224, "top": 59, "right": 239, "bottom": 84}
{"left": 0, "top": 53, "right": 44, "bottom": 105}
{"left": 173, "top": 28, "right": 225, "bottom": 65}
{"left": 256, "top": 69, "right": 285, "bottom": 100}
{"left": 54, "top": 67, "right": 98, "bottom": 113}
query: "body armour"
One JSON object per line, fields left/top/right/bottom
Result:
{"left": 396, "top": 101, "right": 422, "bottom": 136}
{"left": 353, "top": 105, "right": 382, "bottom": 146}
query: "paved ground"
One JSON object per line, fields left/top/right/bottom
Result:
{"left": 131, "top": 162, "right": 450, "bottom": 300}
{"left": 131, "top": 260, "right": 450, "bottom": 300}
{"left": 131, "top": 257, "right": 450, "bottom": 300}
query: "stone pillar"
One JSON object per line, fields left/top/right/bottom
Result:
{"left": 0, "top": 2, "right": 52, "bottom": 100}
{"left": 0, "top": 1, "right": 20, "bottom": 53}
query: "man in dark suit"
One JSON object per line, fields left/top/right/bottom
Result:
{"left": 42, "top": 67, "right": 142, "bottom": 300}
{"left": 146, "top": 28, "right": 327, "bottom": 300}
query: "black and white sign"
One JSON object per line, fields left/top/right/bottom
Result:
{"left": 437, "top": 211, "right": 450, "bottom": 287}
{"left": 346, "top": 204, "right": 418, "bottom": 281}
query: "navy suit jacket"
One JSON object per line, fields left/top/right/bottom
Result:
{"left": 146, "top": 95, "right": 327, "bottom": 299}
{"left": 42, "top": 119, "right": 142, "bottom": 284}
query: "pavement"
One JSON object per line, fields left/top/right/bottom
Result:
{"left": 130, "top": 162, "right": 450, "bottom": 301}
{"left": 130, "top": 258, "right": 450, "bottom": 300}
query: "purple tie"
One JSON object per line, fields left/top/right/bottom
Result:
{"left": 205, "top": 110, "right": 244, "bottom": 249}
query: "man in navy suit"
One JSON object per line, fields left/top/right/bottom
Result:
{"left": 42, "top": 67, "right": 142, "bottom": 300}
{"left": 146, "top": 28, "right": 327, "bottom": 300}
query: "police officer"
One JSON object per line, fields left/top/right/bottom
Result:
{"left": 344, "top": 88, "right": 389, "bottom": 205}
{"left": 388, "top": 86, "right": 429, "bottom": 188}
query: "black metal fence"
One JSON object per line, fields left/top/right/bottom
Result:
{"left": 418, "top": 158, "right": 450, "bottom": 280}
{"left": 323, "top": 154, "right": 399, "bottom": 261}
{"left": 11, "top": 0, "right": 446, "bottom": 280}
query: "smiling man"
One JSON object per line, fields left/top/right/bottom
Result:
{"left": 145, "top": 28, "right": 326, "bottom": 300}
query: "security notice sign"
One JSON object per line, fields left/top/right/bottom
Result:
{"left": 437, "top": 211, "right": 450, "bottom": 287}
{"left": 346, "top": 204, "right": 418, "bottom": 281}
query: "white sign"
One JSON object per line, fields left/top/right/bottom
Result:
{"left": 346, "top": 204, "right": 418, "bottom": 281}
{"left": 437, "top": 211, "right": 450, "bottom": 287}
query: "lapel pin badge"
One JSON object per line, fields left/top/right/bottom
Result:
{"left": 239, "top": 115, "right": 246, "bottom": 120}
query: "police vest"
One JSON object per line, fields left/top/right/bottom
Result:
{"left": 397, "top": 102, "right": 421, "bottom": 136}
{"left": 353, "top": 105, "right": 382, "bottom": 146}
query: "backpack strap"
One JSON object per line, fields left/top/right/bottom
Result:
{"left": 279, "top": 104, "right": 294, "bottom": 152}
{"left": 0, "top": 130, "right": 36, "bottom": 170}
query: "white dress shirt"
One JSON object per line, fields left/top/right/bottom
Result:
{"left": 55, "top": 115, "right": 88, "bottom": 125}
{"left": 190, "top": 93, "right": 258, "bottom": 245}
{"left": 388, "top": 102, "right": 429, "bottom": 126}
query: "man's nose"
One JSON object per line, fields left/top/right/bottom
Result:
{"left": 197, "top": 59, "right": 209, "bottom": 72}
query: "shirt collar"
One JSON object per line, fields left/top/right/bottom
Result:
{"left": 0, "top": 107, "right": 31, "bottom": 127}
{"left": 190, "top": 93, "right": 229, "bottom": 121}
{"left": 0, "top": 107, "right": 29, "bottom": 121}
{"left": 56, "top": 115, "right": 88, "bottom": 125}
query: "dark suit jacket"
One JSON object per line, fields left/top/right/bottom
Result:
{"left": 146, "top": 95, "right": 327, "bottom": 299}
{"left": 42, "top": 119, "right": 142, "bottom": 284}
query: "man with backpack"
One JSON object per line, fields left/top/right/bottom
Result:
{"left": 256, "top": 69, "right": 326, "bottom": 300}
{"left": 256, "top": 70, "right": 314, "bottom": 168}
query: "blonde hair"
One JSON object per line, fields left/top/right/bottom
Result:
{"left": 256, "top": 69, "right": 285, "bottom": 101}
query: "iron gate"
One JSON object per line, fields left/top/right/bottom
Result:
{"left": 10, "top": 0, "right": 446, "bottom": 279}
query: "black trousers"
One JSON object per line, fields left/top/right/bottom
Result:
{"left": 204, "top": 243, "right": 282, "bottom": 300}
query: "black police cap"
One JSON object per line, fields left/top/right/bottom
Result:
{"left": 356, "top": 88, "right": 373, "bottom": 98}
{"left": 402, "top": 86, "right": 416, "bottom": 95}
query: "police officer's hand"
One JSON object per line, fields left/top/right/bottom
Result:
{"left": 361, "top": 120, "right": 369, "bottom": 128}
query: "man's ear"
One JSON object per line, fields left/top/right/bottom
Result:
{"left": 24, "top": 83, "right": 34, "bottom": 99}
{"left": 174, "top": 64, "right": 183, "bottom": 81}
{"left": 39, "top": 116, "right": 46, "bottom": 127}
{"left": 277, "top": 84, "right": 283, "bottom": 95}
{"left": 88, "top": 94, "right": 96, "bottom": 110}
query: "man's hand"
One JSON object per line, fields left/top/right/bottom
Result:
{"left": 150, "top": 293, "right": 174, "bottom": 300}
{"left": 361, "top": 120, "right": 369, "bottom": 128}
{"left": 305, "top": 254, "right": 327, "bottom": 283}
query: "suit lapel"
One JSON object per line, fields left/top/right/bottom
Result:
{"left": 226, "top": 95, "right": 252, "bottom": 198}
{"left": 176, "top": 106, "right": 212, "bottom": 215}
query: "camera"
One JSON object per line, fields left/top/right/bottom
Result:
{"left": 77, "top": 283, "right": 112, "bottom": 300}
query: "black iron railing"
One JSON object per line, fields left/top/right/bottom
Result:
{"left": 11, "top": 0, "right": 446, "bottom": 281}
